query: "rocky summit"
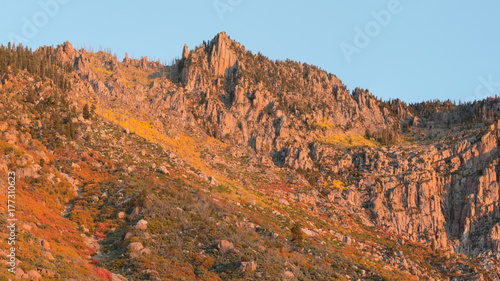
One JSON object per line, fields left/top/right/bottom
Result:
{"left": 1, "top": 32, "right": 500, "bottom": 280}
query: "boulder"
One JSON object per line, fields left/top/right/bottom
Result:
{"left": 40, "top": 239, "right": 51, "bottom": 250}
{"left": 343, "top": 236, "right": 352, "bottom": 245}
{"left": 301, "top": 228, "right": 316, "bottom": 237}
{"left": 284, "top": 271, "right": 295, "bottom": 279}
{"left": 217, "top": 240, "right": 235, "bottom": 254}
{"left": 279, "top": 198, "right": 290, "bottom": 205}
{"left": 124, "top": 232, "right": 133, "bottom": 240}
{"left": 16, "top": 167, "right": 39, "bottom": 179}
{"left": 158, "top": 166, "right": 170, "bottom": 175}
{"left": 38, "top": 268, "right": 56, "bottom": 277}
{"left": 238, "top": 261, "right": 257, "bottom": 272}
{"left": 135, "top": 219, "right": 148, "bottom": 230}
{"left": 27, "top": 269, "right": 42, "bottom": 280}
{"left": 0, "top": 121, "right": 8, "bottom": 131}
{"left": 84, "top": 236, "right": 100, "bottom": 251}
{"left": 15, "top": 267, "right": 25, "bottom": 279}
{"left": 128, "top": 242, "right": 144, "bottom": 251}
{"left": 209, "top": 176, "right": 219, "bottom": 186}
{"left": 44, "top": 251, "right": 55, "bottom": 260}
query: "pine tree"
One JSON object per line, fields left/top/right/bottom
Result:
{"left": 83, "top": 104, "right": 91, "bottom": 120}
{"left": 66, "top": 120, "right": 75, "bottom": 140}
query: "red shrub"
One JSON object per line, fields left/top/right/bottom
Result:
{"left": 93, "top": 267, "right": 112, "bottom": 280}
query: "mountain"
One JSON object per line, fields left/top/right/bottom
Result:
{"left": 1, "top": 32, "right": 500, "bottom": 280}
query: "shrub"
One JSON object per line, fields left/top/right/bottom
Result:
{"left": 93, "top": 267, "right": 112, "bottom": 280}
{"left": 291, "top": 223, "right": 304, "bottom": 247}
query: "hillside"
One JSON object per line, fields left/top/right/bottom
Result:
{"left": 1, "top": 32, "right": 500, "bottom": 280}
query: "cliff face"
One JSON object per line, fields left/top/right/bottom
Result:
{"left": 311, "top": 121, "right": 500, "bottom": 257}
{"left": 3, "top": 33, "right": 500, "bottom": 279}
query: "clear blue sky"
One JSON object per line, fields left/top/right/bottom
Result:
{"left": 1, "top": 1, "right": 499, "bottom": 103}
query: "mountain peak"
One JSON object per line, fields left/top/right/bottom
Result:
{"left": 207, "top": 31, "right": 238, "bottom": 76}
{"left": 213, "top": 31, "right": 230, "bottom": 44}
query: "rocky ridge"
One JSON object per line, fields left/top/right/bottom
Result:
{"left": 1, "top": 32, "right": 500, "bottom": 280}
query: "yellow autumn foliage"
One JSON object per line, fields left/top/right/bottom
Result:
{"left": 325, "top": 179, "right": 346, "bottom": 191}
{"left": 318, "top": 133, "right": 378, "bottom": 147}
{"left": 96, "top": 67, "right": 113, "bottom": 76}
{"left": 98, "top": 108, "right": 213, "bottom": 175}
{"left": 94, "top": 106, "right": 264, "bottom": 207}
{"left": 313, "top": 118, "right": 338, "bottom": 130}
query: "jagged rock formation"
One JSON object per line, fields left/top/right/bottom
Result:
{"left": 57, "top": 33, "right": 500, "bottom": 261}
{"left": 177, "top": 33, "right": 409, "bottom": 171}
{"left": 182, "top": 44, "right": 189, "bottom": 60}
